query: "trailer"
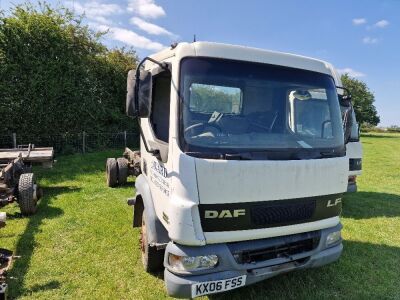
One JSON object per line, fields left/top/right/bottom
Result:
{"left": 105, "top": 147, "right": 141, "bottom": 187}
{"left": 0, "top": 145, "right": 54, "bottom": 215}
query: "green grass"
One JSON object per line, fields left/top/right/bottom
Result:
{"left": 1, "top": 133, "right": 400, "bottom": 299}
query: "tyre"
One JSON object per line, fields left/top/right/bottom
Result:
{"left": 117, "top": 157, "right": 129, "bottom": 185}
{"left": 18, "top": 173, "right": 38, "bottom": 215}
{"left": 106, "top": 158, "right": 118, "bottom": 187}
{"left": 140, "top": 209, "right": 165, "bottom": 273}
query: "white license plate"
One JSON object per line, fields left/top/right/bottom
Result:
{"left": 191, "top": 275, "right": 246, "bottom": 297}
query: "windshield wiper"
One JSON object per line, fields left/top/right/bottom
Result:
{"left": 224, "top": 152, "right": 253, "bottom": 160}
{"left": 185, "top": 151, "right": 254, "bottom": 160}
{"left": 185, "top": 152, "right": 225, "bottom": 159}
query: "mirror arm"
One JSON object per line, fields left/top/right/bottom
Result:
{"left": 336, "top": 86, "right": 351, "bottom": 96}
{"left": 137, "top": 119, "right": 160, "bottom": 156}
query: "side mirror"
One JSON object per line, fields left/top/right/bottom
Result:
{"left": 337, "top": 86, "right": 352, "bottom": 108}
{"left": 126, "top": 70, "right": 136, "bottom": 117}
{"left": 339, "top": 94, "right": 352, "bottom": 108}
{"left": 343, "top": 107, "right": 353, "bottom": 144}
{"left": 137, "top": 70, "right": 152, "bottom": 118}
{"left": 126, "top": 69, "right": 152, "bottom": 118}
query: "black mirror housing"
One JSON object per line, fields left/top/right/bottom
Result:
{"left": 126, "top": 68, "right": 153, "bottom": 118}
{"left": 126, "top": 69, "right": 136, "bottom": 117}
{"left": 339, "top": 94, "right": 352, "bottom": 108}
{"left": 343, "top": 106, "right": 354, "bottom": 144}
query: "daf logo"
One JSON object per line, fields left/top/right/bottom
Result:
{"left": 204, "top": 209, "right": 246, "bottom": 219}
{"left": 327, "top": 198, "right": 342, "bottom": 207}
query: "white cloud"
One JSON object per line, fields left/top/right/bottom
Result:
{"left": 337, "top": 68, "right": 366, "bottom": 78}
{"left": 363, "top": 36, "right": 378, "bottom": 44}
{"left": 95, "top": 24, "right": 165, "bottom": 50}
{"left": 374, "top": 19, "right": 389, "bottom": 28}
{"left": 65, "top": 1, "right": 122, "bottom": 24}
{"left": 352, "top": 18, "right": 366, "bottom": 25}
{"left": 127, "top": 0, "right": 165, "bottom": 19}
{"left": 130, "top": 17, "right": 175, "bottom": 37}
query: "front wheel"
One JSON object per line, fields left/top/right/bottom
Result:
{"left": 140, "top": 209, "right": 165, "bottom": 273}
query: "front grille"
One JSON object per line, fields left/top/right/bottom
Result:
{"left": 232, "top": 236, "right": 319, "bottom": 265}
{"left": 250, "top": 200, "right": 316, "bottom": 226}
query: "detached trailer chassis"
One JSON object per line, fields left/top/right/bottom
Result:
{"left": 106, "top": 148, "right": 141, "bottom": 187}
{"left": 0, "top": 145, "right": 53, "bottom": 300}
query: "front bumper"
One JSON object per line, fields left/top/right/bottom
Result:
{"left": 164, "top": 224, "right": 343, "bottom": 298}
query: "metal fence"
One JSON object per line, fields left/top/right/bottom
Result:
{"left": 0, "top": 131, "right": 139, "bottom": 154}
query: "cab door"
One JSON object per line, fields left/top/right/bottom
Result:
{"left": 140, "top": 67, "right": 173, "bottom": 218}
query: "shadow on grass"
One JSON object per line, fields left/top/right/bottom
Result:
{"left": 6, "top": 188, "right": 65, "bottom": 298}
{"left": 342, "top": 191, "right": 400, "bottom": 219}
{"left": 208, "top": 240, "right": 400, "bottom": 299}
{"left": 5, "top": 186, "right": 79, "bottom": 221}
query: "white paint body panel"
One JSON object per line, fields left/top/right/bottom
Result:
{"left": 195, "top": 157, "right": 348, "bottom": 204}
{"left": 346, "top": 142, "right": 363, "bottom": 176}
{"left": 178, "top": 42, "right": 333, "bottom": 76}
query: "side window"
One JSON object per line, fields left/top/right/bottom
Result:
{"left": 150, "top": 71, "right": 171, "bottom": 143}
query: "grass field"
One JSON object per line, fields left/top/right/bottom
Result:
{"left": 1, "top": 133, "right": 400, "bottom": 299}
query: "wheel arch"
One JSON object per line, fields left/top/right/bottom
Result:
{"left": 134, "top": 174, "right": 169, "bottom": 246}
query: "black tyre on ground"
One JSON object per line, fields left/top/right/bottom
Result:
{"left": 140, "top": 209, "right": 165, "bottom": 273}
{"left": 18, "top": 173, "right": 38, "bottom": 215}
{"left": 117, "top": 157, "right": 129, "bottom": 185}
{"left": 106, "top": 158, "right": 118, "bottom": 187}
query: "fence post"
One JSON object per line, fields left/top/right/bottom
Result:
{"left": 12, "top": 133, "right": 17, "bottom": 148}
{"left": 124, "top": 131, "right": 127, "bottom": 148}
{"left": 82, "top": 131, "right": 86, "bottom": 154}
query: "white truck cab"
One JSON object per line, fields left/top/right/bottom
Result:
{"left": 125, "top": 42, "right": 359, "bottom": 298}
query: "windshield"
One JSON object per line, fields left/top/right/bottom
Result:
{"left": 180, "top": 57, "right": 345, "bottom": 159}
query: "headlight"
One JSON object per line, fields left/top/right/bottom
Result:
{"left": 168, "top": 254, "right": 218, "bottom": 272}
{"left": 326, "top": 231, "right": 341, "bottom": 247}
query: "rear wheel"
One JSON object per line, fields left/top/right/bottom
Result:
{"left": 117, "top": 158, "right": 129, "bottom": 185}
{"left": 106, "top": 158, "right": 118, "bottom": 187}
{"left": 140, "top": 210, "right": 165, "bottom": 273}
{"left": 18, "top": 173, "right": 38, "bottom": 215}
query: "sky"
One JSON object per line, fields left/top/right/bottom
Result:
{"left": 0, "top": 0, "right": 398, "bottom": 126}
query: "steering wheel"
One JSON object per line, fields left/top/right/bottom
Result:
{"left": 184, "top": 122, "right": 222, "bottom": 136}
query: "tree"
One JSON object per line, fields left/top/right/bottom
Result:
{"left": 341, "top": 74, "right": 380, "bottom": 126}
{"left": 0, "top": 3, "right": 138, "bottom": 136}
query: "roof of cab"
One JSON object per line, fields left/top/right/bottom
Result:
{"left": 150, "top": 41, "right": 335, "bottom": 77}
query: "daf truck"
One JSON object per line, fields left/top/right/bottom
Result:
{"left": 125, "top": 42, "right": 359, "bottom": 298}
